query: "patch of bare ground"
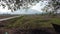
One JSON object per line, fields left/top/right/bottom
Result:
{"left": 0, "top": 27, "right": 58, "bottom": 34}
{"left": 0, "top": 16, "right": 14, "bottom": 19}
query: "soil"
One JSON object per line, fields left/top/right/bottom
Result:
{"left": 0, "top": 27, "right": 58, "bottom": 34}
{"left": 0, "top": 16, "right": 13, "bottom": 19}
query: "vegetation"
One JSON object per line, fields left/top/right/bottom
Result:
{"left": 0, "top": 0, "right": 60, "bottom": 34}
{"left": 0, "top": 0, "right": 60, "bottom": 12}
{"left": 0, "top": 0, "right": 40, "bottom": 11}
{"left": 3, "top": 15, "right": 60, "bottom": 30}
{"left": 41, "top": 0, "right": 60, "bottom": 15}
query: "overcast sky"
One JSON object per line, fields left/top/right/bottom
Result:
{"left": 0, "top": 1, "right": 49, "bottom": 14}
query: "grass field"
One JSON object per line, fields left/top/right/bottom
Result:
{"left": 0, "top": 15, "right": 60, "bottom": 34}
{"left": 2, "top": 15, "right": 60, "bottom": 29}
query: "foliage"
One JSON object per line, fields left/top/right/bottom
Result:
{"left": 0, "top": 0, "right": 40, "bottom": 11}
{"left": 41, "top": 0, "right": 60, "bottom": 15}
{"left": 51, "top": 0, "right": 60, "bottom": 14}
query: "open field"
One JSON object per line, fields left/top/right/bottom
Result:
{"left": 0, "top": 15, "right": 60, "bottom": 34}
{"left": 4, "top": 15, "right": 60, "bottom": 28}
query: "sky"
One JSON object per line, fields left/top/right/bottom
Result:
{"left": 0, "top": 1, "right": 49, "bottom": 14}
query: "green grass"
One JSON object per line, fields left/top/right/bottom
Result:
{"left": 51, "top": 17, "right": 60, "bottom": 25}
{"left": 5, "top": 16, "right": 24, "bottom": 28}
{"left": 5, "top": 15, "right": 60, "bottom": 29}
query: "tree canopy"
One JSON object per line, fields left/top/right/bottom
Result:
{"left": 42, "top": 0, "right": 60, "bottom": 14}
{"left": 0, "top": 0, "right": 60, "bottom": 12}
{"left": 0, "top": 0, "right": 41, "bottom": 11}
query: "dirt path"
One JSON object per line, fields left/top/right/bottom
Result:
{"left": 0, "top": 16, "right": 20, "bottom": 21}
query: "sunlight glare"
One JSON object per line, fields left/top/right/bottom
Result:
{"left": 30, "top": 1, "right": 49, "bottom": 12}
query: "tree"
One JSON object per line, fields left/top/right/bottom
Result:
{"left": 41, "top": 0, "right": 54, "bottom": 15}
{"left": 51, "top": 0, "right": 60, "bottom": 14}
{"left": 0, "top": 0, "right": 41, "bottom": 12}
{"left": 41, "top": 0, "right": 60, "bottom": 15}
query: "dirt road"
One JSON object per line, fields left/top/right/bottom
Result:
{"left": 0, "top": 16, "right": 20, "bottom": 21}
